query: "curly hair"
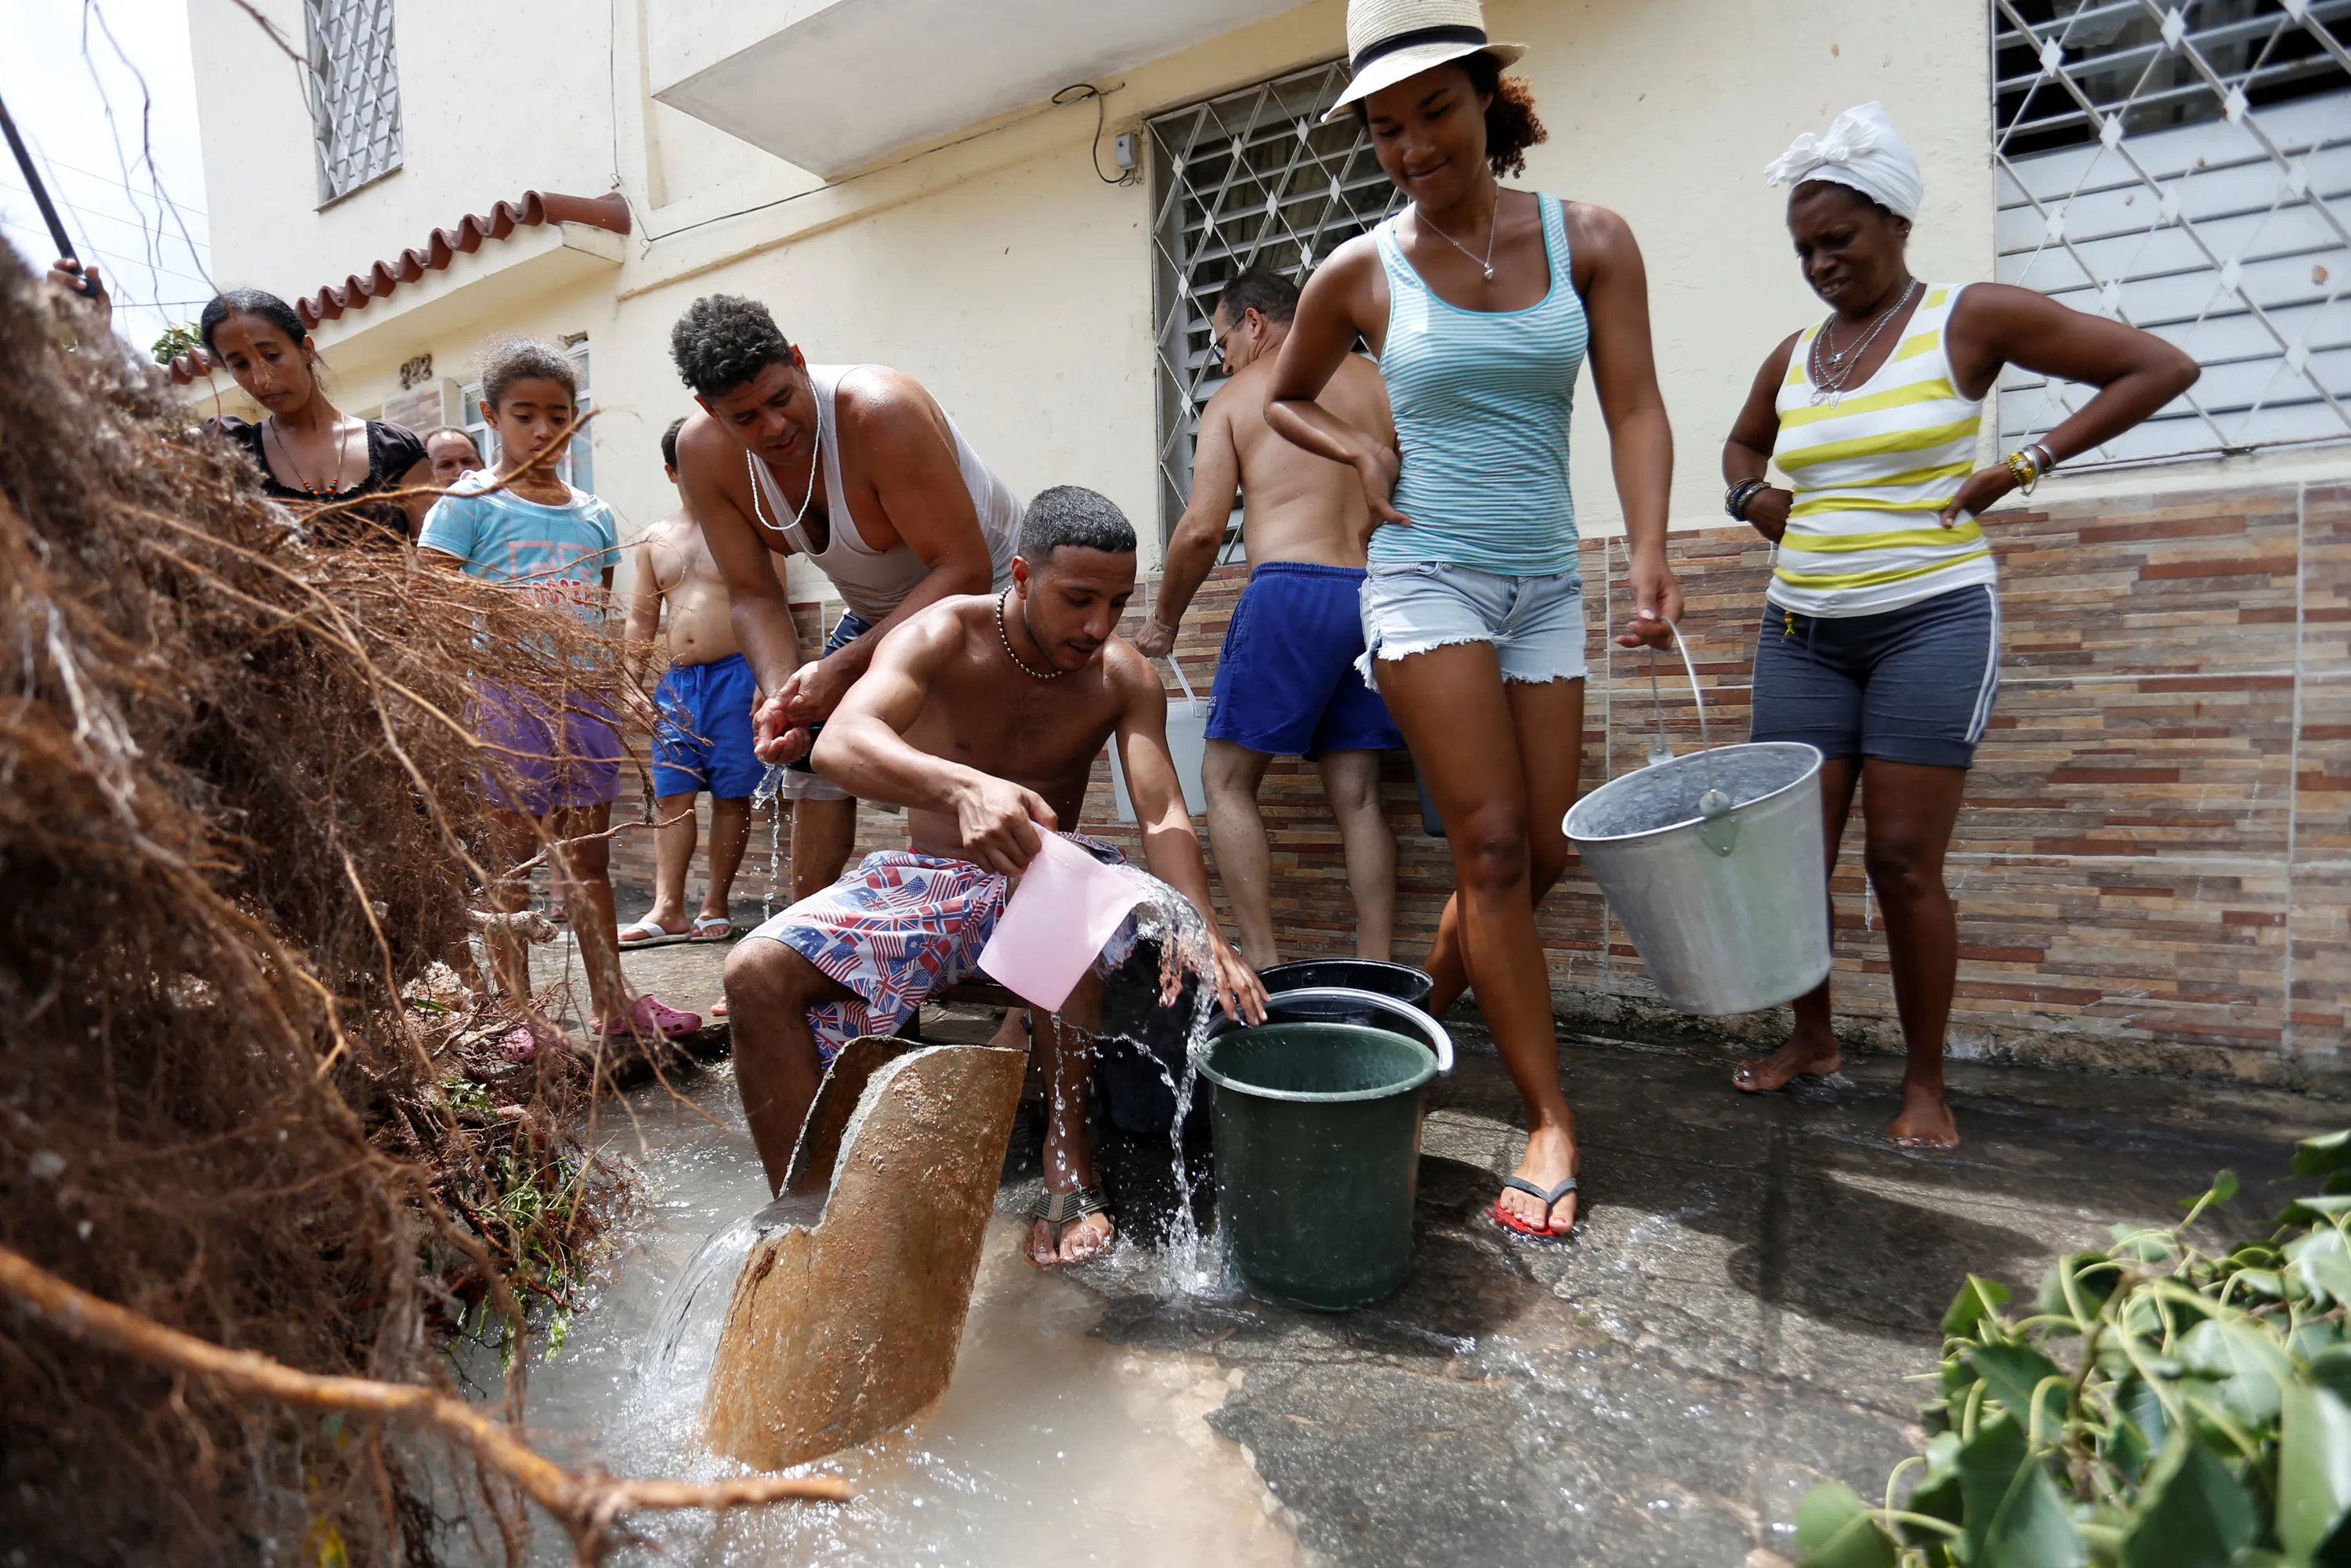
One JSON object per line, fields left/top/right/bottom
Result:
{"left": 1356, "top": 52, "right": 1548, "bottom": 179}
{"left": 476, "top": 338, "right": 577, "bottom": 410}
{"left": 1462, "top": 52, "right": 1546, "bottom": 179}
{"left": 670, "top": 294, "right": 795, "bottom": 400}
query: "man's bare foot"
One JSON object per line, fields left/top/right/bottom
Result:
{"left": 1733, "top": 1034, "right": 1842, "bottom": 1092}
{"left": 1495, "top": 1124, "right": 1578, "bottom": 1235}
{"left": 1887, "top": 1082, "right": 1958, "bottom": 1148}
{"left": 1027, "top": 1194, "right": 1114, "bottom": 1267}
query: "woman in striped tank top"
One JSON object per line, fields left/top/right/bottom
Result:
{"left": 1721, "top": 103, "right": 2197, "bottom": 1148}
{"left": 1269, "top": 0, "right": 1684, "bottom": 1241}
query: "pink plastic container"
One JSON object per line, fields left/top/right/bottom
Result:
{"left": 976, "top": 833, "right": 1145, "bottom": 1012}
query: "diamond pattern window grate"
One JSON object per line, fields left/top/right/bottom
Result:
{"left": 1994, "top": 0, "right": 2351, "bottom": 463}
{"left": 306, "top": 0, "right": 402, "bottom": 205}
{"left": 1147, "top": 61, "right": 1407, "bottom": 546}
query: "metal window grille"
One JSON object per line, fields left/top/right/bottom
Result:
{"left": 305, "top": 0, "right": 402, "bottom": 205}
{"left": 460, "top": 346, "right": 594, "bottom": 494}
{"left": 1147, "top": 61, "right": 1407, "bottom": 546}
{"left": 1994, "top": 0, "right": 2351, "bottom": 464}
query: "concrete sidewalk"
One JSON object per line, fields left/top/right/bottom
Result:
{"left": 545, "top": 932, "right": 2342, "bottom": 1566}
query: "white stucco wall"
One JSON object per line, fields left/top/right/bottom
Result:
{"left": 183, "top": 0, "right": 2022, "bottom": 575}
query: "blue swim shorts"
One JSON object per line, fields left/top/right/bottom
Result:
{"left": 784, "top": 610, "right": 874, "bottom": 777}
{"left": 1205, "top": 562, "right": 1403, "bottom": 757}
{"left": 651, "top": 651, "right": 764, "bottom": 798}
{"left": 1749, "top": 583, "right": 2001, "bottom": 770}
{"left": 1357, "top": 559, "right": 1588, "bottom": 690}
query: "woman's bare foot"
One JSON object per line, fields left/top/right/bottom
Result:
{"left": 1028, "top": 1208, "right": 1115, "bottom": 1267}
{"left": 1887, "top": 1080, "right": 1959, "bottom": 1148}
{"left": 1496, "top": 1123, "right": 1579, "bottom": 1235}
{"left": 1733, "top": 1033, "right": 1842, "bottom": 1092}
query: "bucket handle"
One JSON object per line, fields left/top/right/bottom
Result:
{"left": 1136, "top": 578, "right": 1199, "bottom": 704}
{"left": 1235, "top": 985, "right": 1454, "bottom": 1073}
{"left": 1643, "top": 618, "right": 1739, "bottom": 856}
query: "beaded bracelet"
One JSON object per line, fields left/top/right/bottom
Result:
{"left": 1724, "top": 477, "right": 1770, "bottom": 521}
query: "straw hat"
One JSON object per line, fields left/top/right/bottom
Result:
{"left": 1323, "top": 0, "right": 1527, "bottom": 123}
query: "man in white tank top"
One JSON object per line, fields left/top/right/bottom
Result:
{"left": 667, "top": 294, "right": 1022, "bottom": 900}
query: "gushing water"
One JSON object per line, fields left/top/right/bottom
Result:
{"left": 508, "top": 1065, "right": 1302, "bottom": 1567}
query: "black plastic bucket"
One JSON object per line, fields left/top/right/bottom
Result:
{"left": 1259, "top": 958, "right": 1434, "bottom": 1008}
{"left": 1194, "top": 1022, "right": 1437, "bottom": 1311}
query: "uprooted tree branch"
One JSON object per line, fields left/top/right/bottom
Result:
{"left": 0, "top": 1244, "right": 850, "bottom": 1566}
{"left": 0, "top": 245, "right": 790, "bottom": 1560}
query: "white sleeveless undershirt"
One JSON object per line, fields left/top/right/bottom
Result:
{"left": 749, "top": 364, "right": 1020, "bottom": 624}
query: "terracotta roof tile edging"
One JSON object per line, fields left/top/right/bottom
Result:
{"left": 168, "top": 190, "right": 632, "bottom": 386}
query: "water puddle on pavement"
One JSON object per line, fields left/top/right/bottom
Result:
{"left": 521, "top": 1064, "right": 1300, "bottom": 1566}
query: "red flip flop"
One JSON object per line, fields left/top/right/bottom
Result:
{"left": 1487, "top": 1175, "right": 1578, "bottom": 1247}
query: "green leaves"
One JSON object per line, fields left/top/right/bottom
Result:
{"left": 1969, "top": 1342, "right": 2069, "bottom": 1436}
{"left": 1944, "top": 1274, "right": 2014, "bottom": 1338}
{"left": 2277, "top": 1383, "right": 2351, "bottom": 1560}
{"left": 1792, "top": 1483, "right": 1897, "bottom": 1568}
{"left": 2294, "top": 1131, "right": 2351, "bottom": 1182}
{"left": 1804, "top": 1135, "right": 2351, "bottom": 1568}
{"left": 2291, "top": 1227, "right": 2351, "bottom": 1309}
{"left": 1958, "top": 1415, "right": 2085, "bottom": 1567}
{"left": 2119, "top": 1434, "right": 2258, "bottom": 1567}
{"left": 2178, "top": 1319, "right": 2293, "bottom": 1429}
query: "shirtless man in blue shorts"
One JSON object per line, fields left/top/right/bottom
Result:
{"left": 1137, "top": 268, "right": 1403, "bottom": 969}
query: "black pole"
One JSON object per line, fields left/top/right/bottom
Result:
{"left": 0, "top": 89, "right": 90, "bottom": 291}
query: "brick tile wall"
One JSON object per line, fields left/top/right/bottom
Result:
{"left": 615, "top": 483, "right": 2348, "bottom": 1085}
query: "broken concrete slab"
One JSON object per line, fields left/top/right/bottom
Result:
{"left": 701, "top": 1036, "right": 1027, "bottom": 1470}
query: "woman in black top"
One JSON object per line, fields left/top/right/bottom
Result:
{"left": 197, "top": 289, "right": 434, "bottom": 545}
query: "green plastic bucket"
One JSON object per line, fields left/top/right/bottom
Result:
{"left": 1194, "top": 1021, "right": 1439, "bottom": 1311}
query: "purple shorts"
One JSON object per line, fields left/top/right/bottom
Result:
{"left": 472, "top": 681, "right": 624, "bottom": 817}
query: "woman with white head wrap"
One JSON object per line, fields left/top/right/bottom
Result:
{"left": 1719, "top": 103, "right": 2197, "bottom": 1149}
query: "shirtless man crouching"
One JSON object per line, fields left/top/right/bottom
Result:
{"left": 1137, "top": 267, "right": 1403, "bottom": 969}
{"left": 723, "top": 487, "right": 1266, "bottom": 1267}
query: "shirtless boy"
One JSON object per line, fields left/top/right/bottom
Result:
{"left": 723, "top": 487, "right": 1266, "bottom": 1267}
{"left": 1137, "top": 268, "right": 1403, "bottom": 969}
{"left": 666, "top": 294, "right": 1020, "bottom": 900}
{"left": 618, "top": 418, "right": 794, "bottom": 947}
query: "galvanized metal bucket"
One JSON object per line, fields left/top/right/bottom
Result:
{"left": 1563, "top": 625, "right": 1829, "bottom": 1016}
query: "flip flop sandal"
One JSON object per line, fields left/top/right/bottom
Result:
{"left": 688, "top": 915, "right": 734, "bottom": 943}
{"left": 709, "top": 998, "right": 729, "bottom": 1020}
{"left": 1030, "top": 1185, "right": 1112, "bottom": 1266}
{"left": 1487, "top": 1175, "right": 1579, "bottom": 1247}
{"left": 617, "top": 918, "right": 691, "bottom": 950}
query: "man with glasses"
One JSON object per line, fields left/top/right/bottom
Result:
{"left": 1136, "top": 267, "right": 1403, "bottom": 971}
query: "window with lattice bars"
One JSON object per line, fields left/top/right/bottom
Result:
{"left": 305, "top": 0, "right": 402, "bottom": 205}
{"left": 1994, "top": 0, "right": 2351, "bottom": 463}
{"left": 1147, "top": 61, "right": 1407, "bottom": 546}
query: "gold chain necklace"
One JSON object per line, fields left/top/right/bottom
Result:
{"left": 1418, "top": 180, "right": 1502, "bottom": 281}
{"left": 995, "top": 589, "right": 1066, "bottom": 679}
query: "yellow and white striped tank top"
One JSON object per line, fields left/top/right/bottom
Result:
{"left": 1768, "top": 284, "right": 1998, "bottom": 617}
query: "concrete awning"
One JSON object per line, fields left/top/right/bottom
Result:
{"left": 650, "top": 0, "right": 1313, "bottom": 178}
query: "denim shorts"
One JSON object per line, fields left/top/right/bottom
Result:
{"left": 1356, "top": 560, "right": 1588, "bottom": 692}
{"left": 1750, "top": 584, "right": 2001, "bottom": 769}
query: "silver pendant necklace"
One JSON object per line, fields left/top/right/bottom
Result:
{"left": 1808, "top": 278, "right": 1918, "bottom": 407}
{"left": 744, "top": 376, "right": 825, "bottom": 538}
{"left": 996, "top": 589, "right": 1066, "bottom": 679}
{"left": 1418, "top": 180, "right": 1502, "bottom": 282}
